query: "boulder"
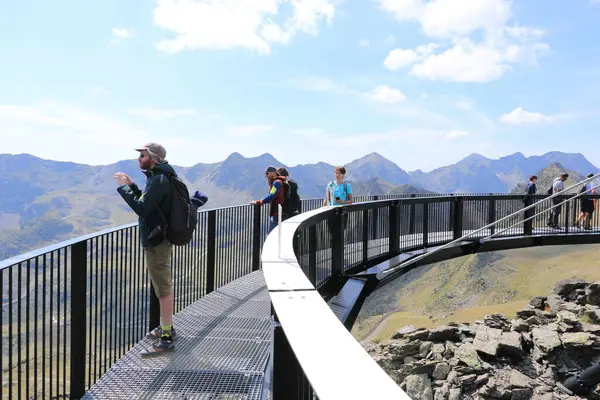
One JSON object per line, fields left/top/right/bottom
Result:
{"left": 432, "top": 362, "right": 451, "bottom": 380}
{"left": 393, "top": 324, "right": 420, "bottom": 339}
{"left": 473, "top": 325, "right": 502, "bottom": 356}
{"left": 484, "top": 313, "right": 512, "bottom": 331}
{"left": 554, "top": 278, "right": 588, "bottom": 298}
{"left": 428, "top": 326, "right": 458, "bottom": 342}
{"left": 405, "top": 374, "right": 434, "bottom": 400}
{"left": 586, "top": 282, "right": 600, "bottom": 306}
{"left": 529, "top": 296, "right": 547, "bottom": 310}
{"left": 454, "top": 343, "right": 482, "bottom": 370}
{"left": 531, "top": 328, "right": 561, "bottom": 354}
{"left": 392, "top": 340, "right": 423, "bottom": 359}
{"left": 560, "top": 332, "right": 593, "bottom": 348}
{"left": 498, "top": 331, "right": 524, "bottom": 359}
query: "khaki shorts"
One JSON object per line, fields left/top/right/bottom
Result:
{"left": 145, "top": 241, "right": 173, "bottom": 298}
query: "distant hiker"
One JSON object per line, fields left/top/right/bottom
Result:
{"left": 323, "top": 166, "right": 353, "bottom": 207}
{"left": 276, "top": 167, "right": 302, "bottom": 215}
{"left": 114, "top": 142, "right": 200, "bottom": 355}
{"left": 575, "top": 173, "right": 596, "bottom": 230}
{"left": 249, "top": 166, "right": 291, "bottom": 233}
{"left": 546, "top": 172, "right": 569, "bottom": 229}
{"left": 323, "top": 166, "right": 353, "bottom": 231}
{"left": 523, "top": 175, "right": 537, "bottom": 235}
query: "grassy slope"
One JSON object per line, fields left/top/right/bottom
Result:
{"left": 353, "top": 244, "right": 600, "bottom": 342}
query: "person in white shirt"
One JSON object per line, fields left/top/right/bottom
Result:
{"left": 546, "top": 173, "right": 568, "bottom": 229}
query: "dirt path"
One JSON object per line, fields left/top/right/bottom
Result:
{"left": 360, "top": 313, "right": 394, "bottom": 344}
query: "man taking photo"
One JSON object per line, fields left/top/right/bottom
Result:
{"left": 114, "top": 142, "right": 176, "bottom": 354}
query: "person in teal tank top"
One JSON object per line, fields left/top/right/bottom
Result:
{"left": 323, "top": 166, "right": 353, "bottom": 207}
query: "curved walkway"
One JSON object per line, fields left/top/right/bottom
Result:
{"left": 83, "top": 226, "right": 600, "bottom": 399}
{"left": 83, "top": 271, "right": 271, "bottom": 400}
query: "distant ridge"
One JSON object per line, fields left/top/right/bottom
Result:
{"left": 0, "top": 150, "right": 597, "bottom": 259}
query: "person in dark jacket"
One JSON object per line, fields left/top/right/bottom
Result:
{"left": 523, "top": 175, "right": 537, "bottom": 235}
{"left": 114, "top": 142, "right": 176, "bottom": 353}
{"left": 249, "top": 166, "right": 287, "bottom": 233}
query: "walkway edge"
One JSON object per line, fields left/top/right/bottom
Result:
{"left": 261, "top": 207, "right": 411, "bottom": 400}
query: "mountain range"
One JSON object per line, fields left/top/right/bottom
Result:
{"left": 0, "top": 150, "right": 597, "bottom": 260}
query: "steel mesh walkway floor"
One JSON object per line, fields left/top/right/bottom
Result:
{"left": 83, "top": 271, "right": 271, "bottom": 400}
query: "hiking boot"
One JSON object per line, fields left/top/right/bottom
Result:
{"left": 147, "top": 326, "right": 177, "bottom": 340}
{"left": 154, "top": 334, "right": 174, "bottom": 350}
{"left": 140, "top": 334, "right": 174, "bottom": 357}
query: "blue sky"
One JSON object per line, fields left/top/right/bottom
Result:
{"left": 1, "top": 0, "right": 600, "bottom": 172}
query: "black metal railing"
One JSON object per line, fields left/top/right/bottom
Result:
{"left": 2, "top": 192, "right": 600, "bottom": 399}
{"left": 270, "top": 192, "right": 600, "bottom": 399}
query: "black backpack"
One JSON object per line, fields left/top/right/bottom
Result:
{"left": 279, "top": 178, "right": 301, "bottom": 217}
{"left": 159, "top": 174, "right": 198, "bottom": 246}
{"left": 286, "top": 179, "right": 302, "bottom": 215}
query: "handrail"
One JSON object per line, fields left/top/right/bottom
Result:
{"left": 261, "top": 207, "right": 411, "bottom": 400}
{"left": 0, "top": 222, "right": 139, "bottom": 271}
{"left": 481, "top": 182, "right": 600, "bottom": 242}
{"left": 377, "top": 173, "right": 600, "bottom": 279}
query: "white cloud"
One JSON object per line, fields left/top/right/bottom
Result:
{"left": 261, "top": 20, "right": 292, "bottom": 44}
{"left": 225, "top": 124, "right": 273, "bottom": 138}
{"left": 445, "top": 129, "right": 469, "bottom": 139}
{"left": 384, "top": 49, "right": 417, "bottom": 70}
{"left": 377, "top": 0, "right": 423, "bottom": 21}
{"left": 410, "top": 38, "right": 511, "bottom": 83}
{"left": 499, "top": 107, "right": 554, "bottom": 125}
{"left": 358, "top": 38, "right": 370, "bottom": 47}
{"left": 130, "top": 107, "right": 197, "bottom": 122}
{"left": 285, "top": 77, "right": 349, "bottom": 94}
{"left": 377, "top": 0, "right": 549, "bottom": 82}
{"left": 367, "top": 85, "right": 406, "bottom": 103}
{"left": 419, "top": 0, "right": 511, "bottom": 39}
{"left": 153, "top": 0, "right": 335, "bottom": 54}
{"left": 112, "top": 28, "right": 134, "bottom": 39}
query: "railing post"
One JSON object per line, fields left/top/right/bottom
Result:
{"left": 70, "top": 240, "right": 88, "bottom": 399}
{"left": 565, "top": 196, "right": 571, "bottom": 234}
{"left": 371, "top": 195, "right": 380, "bottom": 240}
{"left": 308, "top": 225, "right": 317, "bottom": 285}
{"left": 331, "top": 208, "right": 344, "bottom": 277}
{"left": 423, "top": 203, "right": 429, "bottom": 248}
{"left": 389, "top": 201, "right": 400, "bottom": 255}
{"left": 488, "top": 196, "right": 496, "bottom": 236}
{"left": 271, "top": 309, "right": 305, "bottom": 400}
{"left": 523, "top": 195, "right": 533, "bottom": 236}
{"left": 409, "top": 194, "right": 416, "bottom": 234}
{"left": 252, "top": 204, "right": 262, "bottom": 272}
{"left": 453, "top": 196, "right": 464, "bottom": 240}
{"left": 206, "top": 209, "right": 216, "bottom": 294}
{"left": 362, "top": 209, "right": 369, "bottom": 264}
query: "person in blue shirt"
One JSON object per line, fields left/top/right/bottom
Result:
{"left": 323, "top": 166, "right": 353, "bottom": 207}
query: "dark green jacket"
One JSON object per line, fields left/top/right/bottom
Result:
{"left": 117, "top": 163, "right": 175, "bottom": 248}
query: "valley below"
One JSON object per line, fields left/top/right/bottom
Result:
{"left": 352, "top": 244, "right": 600, "bottom": 344}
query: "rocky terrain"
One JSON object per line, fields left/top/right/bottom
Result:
{"left": 364, "top": 279, "right": 600, "bottom": 399}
